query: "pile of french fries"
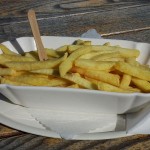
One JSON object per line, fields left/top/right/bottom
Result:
{"left": 0, "top": 39, "right": 150, "bottom": 93}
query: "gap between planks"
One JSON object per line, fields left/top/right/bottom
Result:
{"left": 101, "top": 27, "right": 150, "bottom": 37}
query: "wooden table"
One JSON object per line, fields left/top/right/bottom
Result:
{"left": 0, "top": 0, "right": 150, "bottom": 149}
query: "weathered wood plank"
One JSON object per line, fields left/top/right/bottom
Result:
{"left": 103, "top": 29, "right": 150, "bottom": 43}
{"left": 0, "top": 5, "right": 150, "bottom": 43}
{"left": 0, "top": 29, "right": 150, "bottom": 44}
{"left": 0, "top": 0, "right": 149, "bottom": 24}
{"left": 0, "top": 134, "right": 150, "bottom": 150}
{"left": 0, "top": 125, "right": 22, "bottom": 138}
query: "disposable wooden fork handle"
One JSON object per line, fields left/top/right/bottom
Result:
{"left": 28, "top": 9, "right": 48, "bottom": 61}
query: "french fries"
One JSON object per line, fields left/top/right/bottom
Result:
{"left": 4, "top": 53, "right": 68, "bottom": 71}
{"left": 63, "top": 73, "right": 97, "bottom": 90}
{"left": 59, "top": 46, "right": 91, "bottom": 76}
{"left": 0, "top": 68, "right": 16, "bottom": 76}
{"left": 74, "top": 59, "right": 115, "bottom": 71}
{"left": 5, "top": 75, "right": 70, "bottom": 87}
{"left": 0, "top": 44, "right": 18, "bottom": 55}
{"left": 131, "top": 77, "right": 150, "bottom": 93}
{"left": 0, "top": 39, "right": 149, "bottom": 93}
{"left": 115, "top": 62, "right": 150, "bottom": 81}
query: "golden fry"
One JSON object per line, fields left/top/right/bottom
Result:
{"left": 67, "top": 45, "right": 140, "bottom": 58}
{"left": 131, "top": 77, "right": 150, "bottom": 93}
{"left": 92, "top": 52, "right": 121, "bottom": 61}
{"left": 59, "top": 46, "right": 91, "bottom": 76}
{"left": 67, "top": 84, "right": 79, "bottom": 88}
{"left": 83, "top": 70, "right": 120, "bottom": 87}
{"left": 79, "top": 50, "right": 118, "bottom": 59}
{"left": 4, "top": 53, "right": 68, "bottom": 71}
{"left": 45, "top": 48, "right": 60, "bottom": 58}
{"left": 120, "top": 74, "right": 131, "bottom": 88}
{"left": 0, "top": 44, "right": 18, "bottom": 55}
{"left": 30, "top": 68, "right": 59, "bottom": 76}
{"left": 115, "top": 62, "right": 150, "bottom": 81}
{"left": 86, "top": 77, "right": 132, "bottom": 93}
{"left": 24, "top": 51, "right": 39, "bottom": 61}
{"left": 63, "top": 73, "right": 97, "bottom": 89}
{"left": 0, "top": 68, "right": 16, "bottom": 76}
{"left": 6, "top": 75, "right": 69, "bottom": 87}
{"left": 98, "top": 82, "right": 133, "bottom": 93}
{"left": 0, "top": 54, "right": 35, "bottom": 62}
{"left": 1, "top": 78, "right": 30, "bottom": 86}
{"left": 75, "top": 59, "right": 115, "bottom": 71}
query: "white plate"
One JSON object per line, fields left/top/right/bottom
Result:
{"left": 0, "top": 99, "right": 128, "bottom": 140}
{"left": 0, "top": 36, "right": 150, "bottom": 114}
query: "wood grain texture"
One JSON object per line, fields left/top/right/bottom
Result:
{"left": 0, "top": 0, "right": 150, "bottom": 43}
{"left": 0, "top": 134, "right": 150, "bottom": 150}
{"left": 0, "top": 125, "right": 22, "bottom": 138}
{"left": 0, "top": 0, "right": 149, "bottom": 20}
{"left": 0, "top": 0, "right": 150, "bottom": 149}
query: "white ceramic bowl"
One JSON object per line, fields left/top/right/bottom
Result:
{"left": 0, "top": 36, "right": 150, "bottom": 114}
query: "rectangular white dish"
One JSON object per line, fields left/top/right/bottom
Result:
{"left": 0, "top": 36, "right": 150, "bottom": 114}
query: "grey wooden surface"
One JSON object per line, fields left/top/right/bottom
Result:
{"left": 0, "top": 0, "right": 150, "bottom": 149}
{"left": 0, "top": 0, "right": 150, "bottom": 43}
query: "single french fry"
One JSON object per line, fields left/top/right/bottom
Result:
{"left": 79, "top": 52, "right": 101, "bottom": 59}
{"left": 24, "top": 53, "right": 38, "bottom": 61}
{"left": 4, "top": 53, "right": 68, "bottom": 71}
{"left": 100, "top": 57, "right": 124, "bottom": 62}
{"left": 67, "top": 84, "right": 79, "bottom": 88}
{"left": 98, "top": 81, "right": 133, "bottom": 93}
{"left": 55, "top": 45, "right": 68, "bottom": 53}
{"left": 126, "top": 58, "right": 150, "bottom": 71}
{"left": 0, "top": 56, "right": 10, "bottom": 64}
{"left": 45, "top": 48, "right": 60, "bottom": 58}
{"left": 63, "top": 73, "right": 97, "bottom": 89}
{"left": 82, "top": 70, "right": 120, "bottom": 87}
{"left": 72, "top": 66, "right": 111, "bottom": 75}
{"left": 67, "top": 45, "right": 140, "bottom": 58}
{"left": 1, "top": 78, "right": 30, "bottom": 86}
{"left": 0, "top": 68, "right": 16, "bottom": 76}
{"left": 79, "top": 50, "right": 118, "bottom": 59}
{"left": 125, "top": 86, "right": 141, "bottom": 93}
{"left": 125, "top": 57, "right": 139, "bottom": 66}
{"left": 115, "top": 62, "right": 150, "bottom": 81}
{"left": 24, "top": 51, "right": 39, "bottom": 60}
{"left": 131, "top": 77, "right": 150, "bottom": 93}
{"left": 71, "top": 66, "right": 86, "bottom": 75}
{"left": 72, "top": 67, "right": 120, "bottom": 86}
{"left": 67, "top": 45, "right": 83, "bottom": 53}
{"left": 30, "top": 68, "right": 59, "bottom": 76}
{"left": 75, "top": 59, "right": 115, "bottom": 71}
{"left": 120, "top": 74, "right": 131, "bottom": 88}
{"left": 91, "top": 45, "right": 140, "bottom": 58}
{"left": 6, "top": 75, "right": 70, "bottom": 87}
{"left": 92, "top": 52, "right": 121, "bottom": 61}
{"left": 59, "top": 46, "right": 91, "bottom": 76}
{"left": 13, "top": 71, "right": 29, "bottom": 76}
{"left": 0, "top": 44, "right": 18, "bottom": 55}
{"left": 85, "top": 77, "right": 132, "bottom": 93}
{"left": 5, "top": 72, "right": 50, "bottom": 79}
{"left": 0, "top": 54, "right": 35, "bottom": 62}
